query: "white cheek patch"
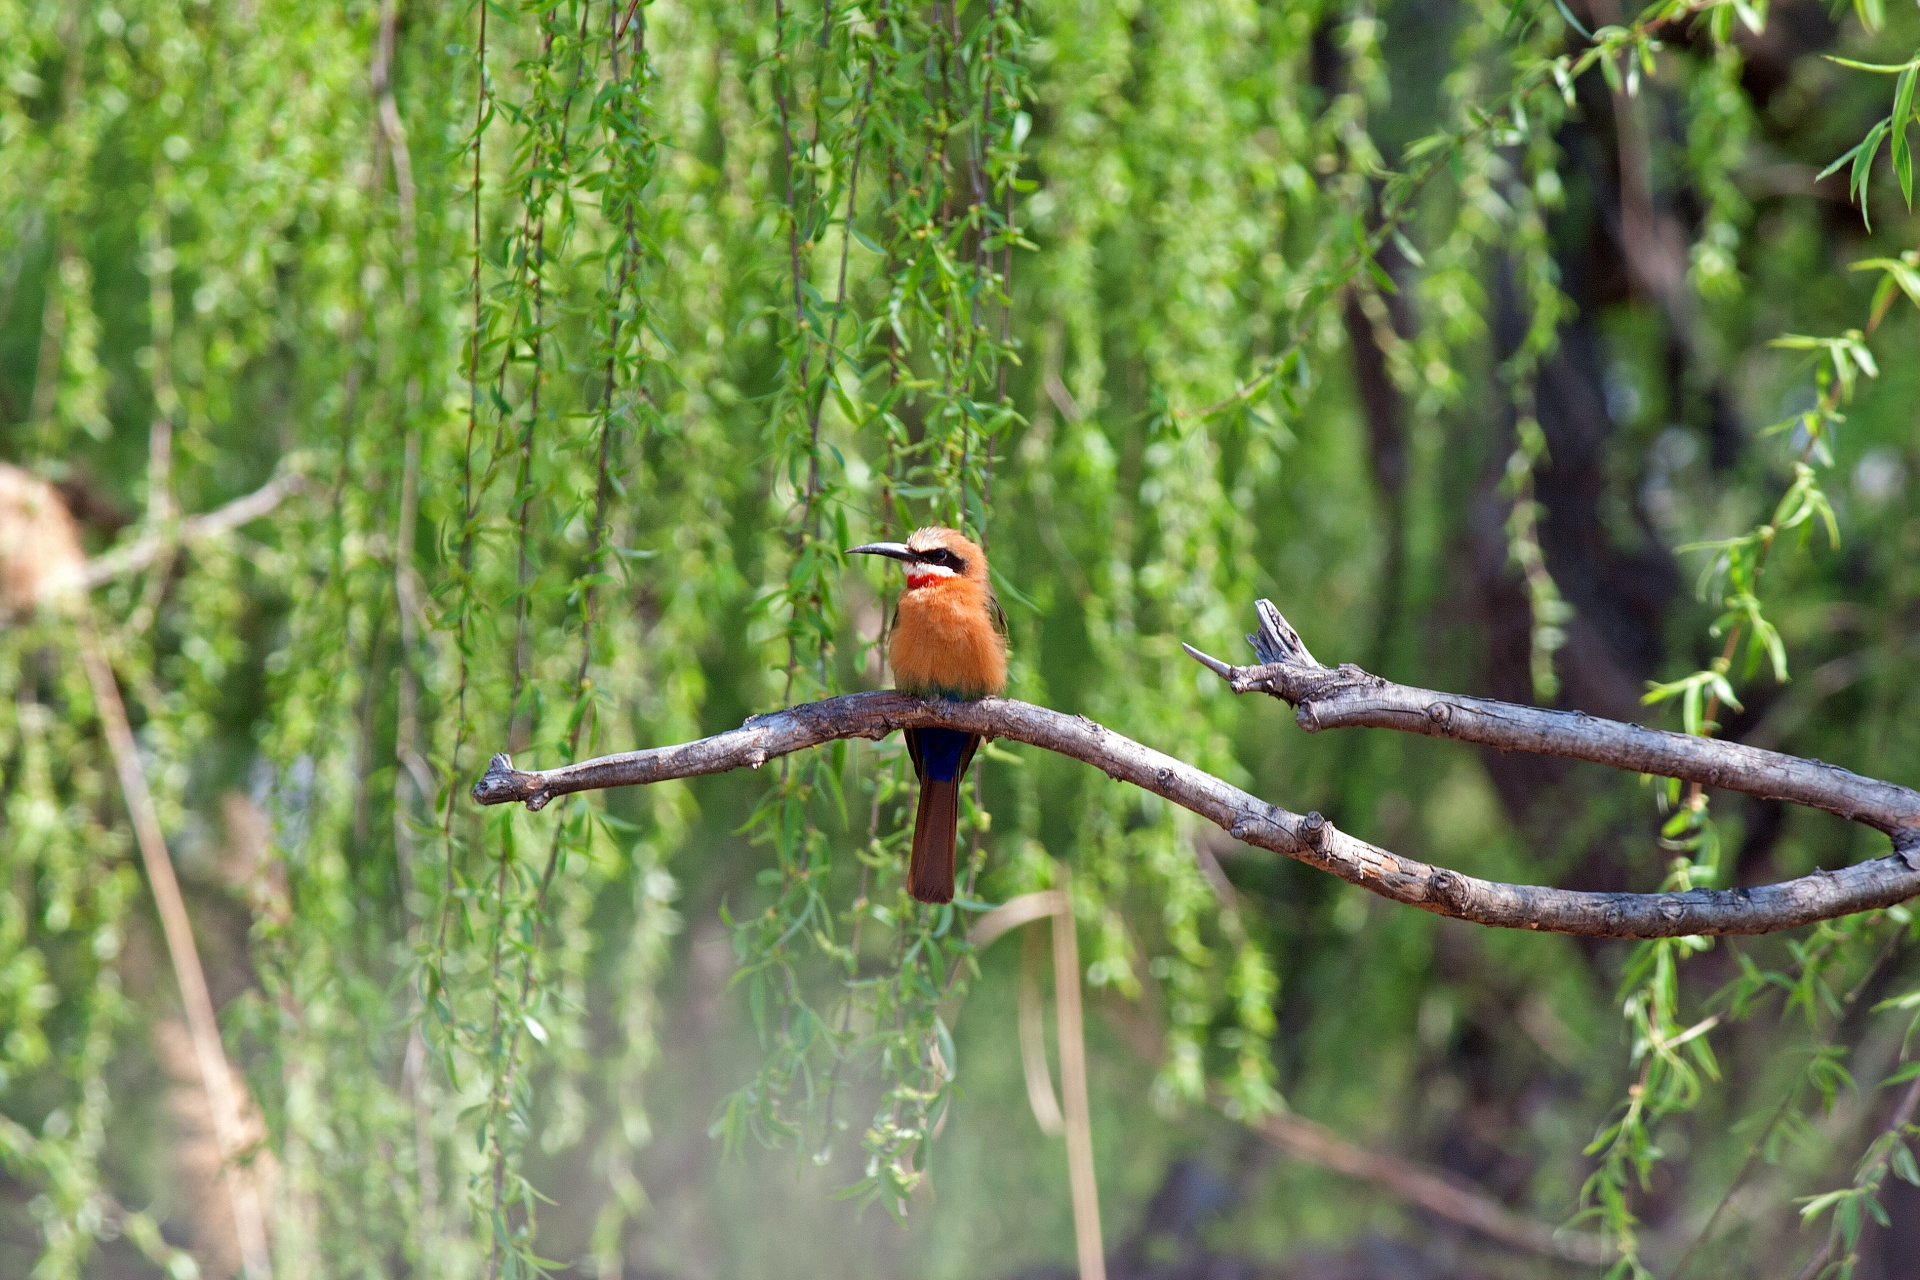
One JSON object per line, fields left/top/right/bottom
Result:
{"left": 906, "top": 563, "right": 956, "bottom": 588}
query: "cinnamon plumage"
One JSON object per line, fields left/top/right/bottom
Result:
{"left": 847, "top": 526, "right": 1007, "bottom": 903}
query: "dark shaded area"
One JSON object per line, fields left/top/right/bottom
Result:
{"left": 1003, "top": 1158, "right": 1494, "bottom": 1280}
{"left": 1854, "top": 1176, "right": 1920, "bottom": 1280}
{"left": 1323, "top": 3, "right": 1920, "bottom": 1272}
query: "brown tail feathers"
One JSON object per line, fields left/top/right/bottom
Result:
{"left": 903, "top": 727, "right": 981, "bottom": 903}
{"left": 909, "top": 773, "right": 961, "bottom": 903}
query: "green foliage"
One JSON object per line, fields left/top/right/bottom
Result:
{"left": 4, "top": 0, "right": 1920, "bottom": 1276}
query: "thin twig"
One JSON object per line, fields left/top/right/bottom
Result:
{"left": 445, "top": 0, "right": 491, "bottom": 886}
{"left": 1049, "top": 870, "right": 1106, "bottom": 1280}
{"left": 1790, "top": 1073, "right": 1920, "bottom": 1280}
{"left": 968, "top": 887, "right": 1102, "bottom": 1279}
{"left": 1240, "top": 1102, "right": 1615, "bottom": 1265}
{"left": 143, "top": 180, "right": 178, "bottom": 531}
{"left": 1017, "top": 924, "right": 1065, "bottom": 1136}
{"left": 772, "top": 0, "right": 817, "bottom": 689}
{"left": 1665, "top": 926, "right": 1907, "bottom": 1279}
{"left": 78, "top": 623, "right": 272, "bottom": 1280}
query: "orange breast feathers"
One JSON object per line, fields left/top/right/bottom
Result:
{"left": 889, "top": 571, "right": 1007, "bottom": 700}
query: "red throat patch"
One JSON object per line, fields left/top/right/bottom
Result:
{"left": 905, "top": 570, "right": 948, "bottom": 591}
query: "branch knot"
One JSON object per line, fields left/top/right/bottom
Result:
{"left": 1428, "top": 868, "right": 1468, "bottom": 907}
{"left": 471, "top": 753, "right": 540, "bottom": 807}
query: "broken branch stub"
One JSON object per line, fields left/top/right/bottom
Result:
{"left": 1185, "top": 599, "right": 1920, "bottom": 838}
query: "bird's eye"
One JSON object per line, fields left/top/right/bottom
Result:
{"left": 912, "top": 546, "right": 966, "bottom": 572}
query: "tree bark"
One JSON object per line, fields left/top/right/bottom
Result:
{"left": 473, "top": 600, "right": 1920, "bottom": 939}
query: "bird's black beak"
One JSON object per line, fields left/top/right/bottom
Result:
{"left": 846, "top": 541, "right": 920, "bottom": 564}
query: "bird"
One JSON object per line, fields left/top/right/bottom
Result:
{"left": 847, "top": 526, "right": 1007, "bottom": 904}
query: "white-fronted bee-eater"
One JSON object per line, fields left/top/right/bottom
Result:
{"left": 848, "top": 526, "right": 1008, "bottom": 903}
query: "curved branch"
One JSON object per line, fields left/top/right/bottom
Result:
{"left": 1183, "top": 600, "right": 1920, "bottom": 835}
{"left": 1241, "top": 1102, "right": 1614, "bottom": 1265}
{"left": 472, "top": 688, "right": 1920, "bottom": 939}
{"left": 82, "top": 471, "right": 303, "bottom": 588}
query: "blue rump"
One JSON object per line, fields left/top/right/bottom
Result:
{"left": 915, "top": 727, "right": 973, "bottom": 782}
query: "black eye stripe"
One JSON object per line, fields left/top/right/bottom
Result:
{"left": 911, "top": 547, "right": 967, "bottom": 572}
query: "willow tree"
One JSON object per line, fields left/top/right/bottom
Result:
{"left": 4, "top": 0, "right": 1920, "bottom": 1277}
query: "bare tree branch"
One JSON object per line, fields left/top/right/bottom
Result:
{"left": 1185, "top": 600, "right": 1920, "bottom": 836}
{"left": 1240, "top": 1102, "right": 1615, "bottom": 1266}
{"left": 81, "top": 472, "right": 302, "bottom": 589}
{"left": 1078, "top": 909, "right": 1616, "bottom": 1263}
{"left": 78, "top": 623, "right": 272, "bottom": 1280}
{"left": 472, "top": 639, "right": 1920, "bottom": 937}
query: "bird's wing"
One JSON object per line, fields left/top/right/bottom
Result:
{"left": 904, "top": 725, "right": 925, "bottom": 782}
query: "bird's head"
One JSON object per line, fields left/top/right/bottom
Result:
{"left": 847, "top": 525, "right": 989, "bottom": 594}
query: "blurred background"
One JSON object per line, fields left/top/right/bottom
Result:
{"left": 3, "top": 0, "right": 1920, "bottom": 1276}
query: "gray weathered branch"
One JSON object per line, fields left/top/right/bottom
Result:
{"left": 473, "top": 651, "right": 1920, "bottom": 937}
{"left": 82, "top": 471, "right": 303, "bottom": 588}
{"left": 1181, "top": 599, "right": 1920, "bottom": 835}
